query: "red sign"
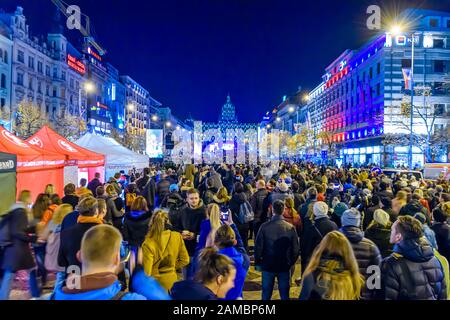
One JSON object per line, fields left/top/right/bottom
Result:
{"left": 88, "top": 47, "right": 102, "bottom": 61}
{"left": 67, "top": 54, "right": 86, "bottom": 75}
{"left": 96, "top": 102, "right": 109, "bottom": 110}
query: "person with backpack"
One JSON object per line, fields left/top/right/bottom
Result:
{"left": 51, "top": 224, "right": 170, "bottom": 300}
{"left": 161, "top": 184, "right": 185, "bottom": 228}
{"left": 0, "top": 190, "right": 40, "bottom": 300}
{"left": 214, "top": 224, "right": 249, "bottom": 300}
{"left": 229, "top": 182, "right": 253, "bottom": 251}
{"left": 299, "top": 231, "right": 364, "bottom": 300}
{"left": 37, "top": 204, "right": 72, "bottom": 288}
{"left": 255, "top": 200, "right": 299, "bottom": 300}
{"left": 141, "top": 210, "right": 189, "bottom": 291}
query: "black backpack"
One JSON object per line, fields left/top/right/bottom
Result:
{"left": 0, "top": 212, "right": 12, "bottom": 248}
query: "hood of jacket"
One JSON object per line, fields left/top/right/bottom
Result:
{"left": 127, "top": 210, "right": 151, "bottom": 221}
{"left": 9, "top": 202, "right": 27, "bottom": 212}
{"left": 340, "top": 226, "right": 364, "bottom": 243}
{"left": 219, "top": 247, "right": 244, "bottom": 267}
{"left": 394, "top": 238, "right": 434, "bottom": 263}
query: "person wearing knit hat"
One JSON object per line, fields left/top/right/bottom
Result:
{"left": 340, "top": 207, "right": 382, "bottom": 299}
{"left": 278, "top": 182, "right": 289, "bottom": 193}
{"left": 365, "top": 209, "right": 393, "bottom": 258}
{"left": 341, "top": 208, "right": 361, "bottom": 228}
{"left": 169, "top": 184, "right": 179, "bottom": 193}
{"left": 313, "top": 201, "right": 329, "bottom": 220}
{"left": 330, "top": 202, "right": 348, "bottom": 228}
{"left": 300, "top": 201, "right": 338, "bottom": 272}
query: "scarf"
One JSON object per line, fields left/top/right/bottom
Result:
{"left": 77, "top": 215, "right": 103, "bottom": 224}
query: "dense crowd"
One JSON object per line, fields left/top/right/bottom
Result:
{"left": 0, "top": 162, "right": 450, "bottom": 300}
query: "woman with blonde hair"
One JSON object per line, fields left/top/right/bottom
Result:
{"left": 299, "top": 231, "right": 364, "bottom": 300}
{"left": 197, "top": 203, "right": 223, "bottom": 251}
{"left": 283, "top": 197, "right": 302, "bottom": 234}
{"left": 141, "top": 210, "right": 190, "bottom": 291}
{"left": 392, "top": 190, "right": 408, "bottom": 215}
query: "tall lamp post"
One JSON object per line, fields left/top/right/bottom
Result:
{"left": 391, "top": 26, "right": 419, "bottom": 169}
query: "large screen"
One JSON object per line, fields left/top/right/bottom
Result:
{"left": 146, "top": 129, "right": 164, "bottom": 158}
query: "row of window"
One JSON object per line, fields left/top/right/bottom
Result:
{"left": 0, "top": 48, "right": 8, "bottom": 64}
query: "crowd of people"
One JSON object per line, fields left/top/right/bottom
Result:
{"left": 0, "top": 161, "right": 449, "bottom": 300}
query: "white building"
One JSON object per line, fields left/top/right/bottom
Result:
{"left": 0, "top": 29, "right": 12, "bottom": 129}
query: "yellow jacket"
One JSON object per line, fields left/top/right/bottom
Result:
{"left": 142, "top": 230, "right": 190, "bottom": 291}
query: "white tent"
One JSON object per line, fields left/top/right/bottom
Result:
{"left": 75, "top": 133, "right": 149, "bottom": 178}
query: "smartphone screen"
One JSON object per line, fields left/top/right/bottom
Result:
{"left": 220, "top": 208, "right": 229, "bottom": 221}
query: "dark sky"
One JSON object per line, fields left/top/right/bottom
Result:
{"left": 2, "top": 0, "right": 450, "bottom": 123}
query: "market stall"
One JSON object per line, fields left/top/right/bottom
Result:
{"left": 27, "top": 126, "right": 105, "bottom": 185}
{"left": 0, "top": 126, "right": 65, "bottom": 198}
{"left": 0, "top": 151, "right": 17, "bottom": 214}
{"left": 75, "top": 133, "right": 149, "bottom": 179}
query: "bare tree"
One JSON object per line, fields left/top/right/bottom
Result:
{"left": 398, "top": 90, "right": 448, "bottom": 162}
{"left": 15, "top": 100, "right": 48, "bottom": 139}
{"left": 317, "top": 130, "right": 337, "bottom": 162}
{"left": 52, "top": 112, "right": 87, "bottom": 141}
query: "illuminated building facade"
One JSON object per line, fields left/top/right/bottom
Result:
{"left": 306, "top": 9, "right": 450, "bottom": 167}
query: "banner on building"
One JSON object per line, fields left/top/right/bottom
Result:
{"left": 402, "top": 68, "right": 412, "bottom": 90}
{"left": 146, "top": 129, "right": 164, "bottom": 158}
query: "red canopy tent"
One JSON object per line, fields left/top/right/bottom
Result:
{"left": 27, "top": 126, "right": 105, "bottom": 183}
{"left": 0, "top": 126, "right": 65, "bottom": 198}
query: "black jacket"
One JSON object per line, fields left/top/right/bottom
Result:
{"left": 156, "top": 179, "right": 171, "bottom": 205}
{"left": 87, "top": 178, "right": 102, "bottom": 196}
{"left": 255, "top": 215, "right": 300, "bottom": 273}
{"left": 340, "top": 226, "right": 382, "bottom": 300}
{"left": 122, "top": 210, "right": 152, "bottom": 247}
{"left": 300, "top": 217, "right": 338, "bottom": 268}
{"left": 431, "top": 222, "right": 450, "bottom": 262}
{"left": 229, "top": 192, "right": 248, "bottom": 226}
{"left": 177, "top": 202, "right": 206, "bottom": 256}
{"left": 250, "top": 189, "right": 269, "bottom": 223}
{"left": 62, "top": 195, "right": 79, "bottom": 209}
{"left": 58, "top": 222, "right": 100, "bottom": 269}
{"left": 0, "top": 205, "right": 36, "bottom": 272}
{"left": 170, "top": 280, "right": 217, "bottom": 300}
{"left": 381, "top": 238, "right": 447, "bottom": 300}
{"left": 365, "top": 223, "right": 393, "bottom": 258}
{"left": 141, "top": 177, "right": 156, "bottom": 209}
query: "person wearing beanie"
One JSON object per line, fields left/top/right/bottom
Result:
{"left": 300, "top": 201, "right": 338, "bottom": 271}
{"left": 268, "top": 182, "right": 293, "bottom": 205}
{"left": 414, "top": 212, "right": 438, "bottom": 250}
{"left": 330, "top": 202, "right": 348, "bottom": 228}
{"left": 365, "top": 209, "right": 393, "bottom": 258}
{"left": 340, "top": 207, "right": 381, "bottom": 300}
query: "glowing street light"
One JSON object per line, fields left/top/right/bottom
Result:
{"left": 390, "top": 25, "right": 402, "bottom": 35}
{"left": 151, "top": 115, "right": 158, "bottom": 121}
{"left": 276, "top": 117, "right": 281, "bottom": 122}
{"left": 288, "top": 106, "right": 295, "bottom": 113}
{"left": 266, "top": 124, "right": 271, "bottom": 129}
{"left": 127, "top": 103, "right": 135, "bottom": 112}
{"left": 84, "top": 81, "right": 95, "bottom": 93}
{"left": 165, "top": 121, "right": 172, "bottom": 127}
{"left": 176, "top": 125, "right": 181, "bottom": 130}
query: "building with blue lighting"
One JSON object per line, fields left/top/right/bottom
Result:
{"left": 305, "top": 9, "right": 450, "bottom": 167}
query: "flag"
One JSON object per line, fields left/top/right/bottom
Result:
{"left": 402, "top": 68, "right": 412, "bottom": 90}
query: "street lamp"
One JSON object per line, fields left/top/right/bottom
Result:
{"left": 165, "top": 121, "right": 172, "bottom": 127}
{"left": 288, "top": 106, "right": 295, "bottom": 113}
{"left": 391, "top": 24, "right": 417, "bottom": 169}
{"left": 151, "top": 115, "right": 158, "bottom": 122}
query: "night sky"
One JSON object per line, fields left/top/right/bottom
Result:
{"left": 2, "top": 0, "right": 450, "bottom": 123}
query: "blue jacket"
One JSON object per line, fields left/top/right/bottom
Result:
{"left": 51, "top": 268, "right": 171, "bottom": 300}
{"left": 196, "top": 221, "right": 245, "bottom": 253}
{"left": 218, "top": 246, "right": 248, "bottom": 300}
{"left": 170, "top": 280, "right": 217, "bottom": 300}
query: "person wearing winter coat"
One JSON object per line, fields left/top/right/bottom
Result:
{"left": 87, "top": 173, "right": 102, "bottom": 197}
{"left": 250, "top": 180, "right": 269, "bottom": 238}
{"left": 413, "top": 212, "right": 438, "bottom": 250}
{"left": 122, "top": 196, "right": 152, "bottom": 248}
{"left": 176, "top": 188, "right": 207, "bottom": 280}
{"left": 365, "top": 209, "right": 393, "bottom": 258}
{"left": 340, "top": 208, "right": 382, "bottom": 300}
{"left": 170, "top": 248, "right": 236, "bottom": 300}
{"left": 330, "top": 202, "right": 347, "bottom": 228}
{"left": 0, "top": 191, "right": 40, "bottom": 300}
{"left": 431, "top": 206, "right": 450, "bottom": 262}
{"left": 155, "top": 173, "right": 171, "bottom": 207}
{"left": 141, "top": 210, "right": 189, "bottom": 291}
{"left": 51, "top": 224, "right": 170, "bottom": 300}
{"left": 61, "top": 183, "right": 79, "bottom": 210}
{"left": 214, "top": 224, "right": 249, "bottom": 300}
{"left": 228, "top": 183, "right": 250, "bottom": 250}
{"left": 300, "top": 201, "right": 338, "bottom": 271}
{"left": 399, "top": 194, "right": 429, "bottom": 224}
{"left": 255, "top": 200, "right": 299, "bottom": 300}
{"left": 282, "top": 197, "right": 302, "bottom": 235}
{"left": 381, "top": 215, "right": 447, "bottom": 300}
{"left": 299, "top": 231, "right": 364, "bottom": 300}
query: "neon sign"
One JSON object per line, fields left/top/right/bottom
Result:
{"left": 88, "top": 47, "right": 102, "bottom": 61}
{"left": 67, "top": 54, "right": 86, "bottom": 75}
